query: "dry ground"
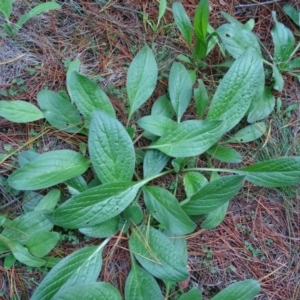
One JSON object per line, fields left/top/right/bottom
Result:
{"left": 0, "top": 0, "right": 300, "bottom": 299}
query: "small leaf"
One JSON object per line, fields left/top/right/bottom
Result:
{"left": 127, "top": 45, "right": 158, "bottom": 120}
{"left": 225, "top": 122, "right": 266, "bottom": 143}
{"left": 35, "top": 189, "right": 60, "bottom": 212}
{"left": 47, "top": 181, "right": 144, "bottom": 229}
{"left": 129, "top": 226, "right": 189, "bottom": 282}
{"left": 0, "top": 0, "right": 12, "bottom": 20}
{"left": 52, "top": 282, "right": 122, "bottom": 300}
{"left": 125, "top": 263, "right": 163, "bottom": 300}
{"left": 8, "top": 150, "right": 90, "bottom": 190}
{"left": 138, "top": 115, "right": 177, "bottom": 136}
{"left": 89, "top": 110, "right": 135, "bottom": 183}
{"left": 157, "top": 0, "right": 167, "bottom": 26}
{"left": 194, "top": 79, "right": 209, "bottom": 118}
{"left": 172, "top": 2, "right": 193, "bottom": 47}
{"left": 143, "top": 150, "right": 169, "bottom": 178}
{"left": 149, "top": 119, "right": 224, "bottom": 157}
{"left": 0, "top": 100, "right": 43, "bottom": 123}
{"left": 26, "top": 232, "right": 59, "bottom": 257}
{"left": 272, "top": 65, "right": 284, "bottom": 92}
{"left": 211, "top": 279, "right": 260, "bottom": 300}
{"left": 201, "top": 202, "right": 229, "bottom": 229}
{"left": 31, "top": 242, "right": 108, "bottom": 300}
{"left": 194, "top": 0, "right": 209, "bottom": 55}
{"left": 182, "top": 175, "right": 245, "bottom": 215}
{"left": 207, "top": 144, "right": 242, "bottom": 163}
{"left": 283, "top": 5, "right": 300, "bottom": 26}
{"left": 179, "top": 287, "right": 202, "bottom": 300}
{"left": 22, "top": 191, "right": 43, "bottom": 213}
{"left": 169, "top": 62, "right": 193, "bottom": 122}
{"left": 4, "top": 253, "right": 16, "bottom": 269}
{"left": 18, "top": 150, "right": 40, "bottom": 167}
{"left": 65, "top": 176, "right": 88, "bottom": 195}
{"left": 124, "top": 203, "right": 144, "bottom": 225}
{"left": 143, "top": 186, "right": 196, "bottom": 235}
{"left": 67, "top": 71, "right": 115, "bottom": 121}
{"left": 239, "top": 157, "right": 300, "bottom": 187}
{"left": 151, "top": 94, "right": 175, "bottom": 118}
{"left": 37, "top": 90, "right": 83, "bottom": 133}
{"left": 184, "top": 172, "right": 208, "bottom": 198}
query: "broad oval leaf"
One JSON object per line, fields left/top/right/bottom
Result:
{"left": 129, "top": 226, "right": 189, "bottom": 282}
{"left": 125, "top": 264, "right": 163, "bottom": 300}
{"left": 172, "top": 2, "right": 193, "bottom": 47}
{"left": 67, "top": 71, "right": 115, "bottom": 121}
{"left": 37, "top": 90, "right": 83, "bottom": 133}
{"left": 143, "top": 186, "right": 196, "bottom": 235}
{"left": 169, "top": 62, "right": 193, "bottom": 122}
{"left": 31, "top": 242, "right": 108, "bottom": 300}
{"left": 283, "top": 5, "right": 300, "bottom": 26}
{"left": 184, "top": 172, "right": 208, "bottom": 198}
{"left": 149, "top": 119, "right": 224, "bottom": 157}
{"left": 151, "top": 94, "right": 175, "bottom": 118}
{"left": 207, "top": 48, "right": 264, "bottom": 133}
{"left": 182, "top": 175, "right": 245, "bottom": 215}
{"left": 206, "top": 144, "right": 242, "bottom": 163}
{"left": 201, "top": 202, "right": 229, "bottom": 229}
{"left": 143, "top": 149, "right": 169, "bottom": 178}
{"left": 52, "top": 282, "right": 122, "bottom": 300}
{"left": 239, "top": 157, "right": 300, "bottom": 187}
{"left": 89, "top": 110, "right": 135, "bottom": 183}
{"left": 211, "top": 279, "right": 260, "bottom": 300}
{"left": 8, "top": 150, "right": 90, "bottom": 190}
{"left": 0, "top": 100, "right": 43, "bottom": 123}
{"left": 46, "top": 181, "right": 143, "bottom": 229}
{"left": 127, "top": 45, "right": 158, "bottom": 119}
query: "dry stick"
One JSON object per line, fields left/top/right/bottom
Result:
{"left": 235, "top": 0, "right": 285, "bottom": 9}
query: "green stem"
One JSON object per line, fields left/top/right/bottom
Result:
{"left": 262, "top": 59, "right": 274, "bottom": 68}
{"left": 164, "top": 281, "right": 172, "bottom": 299}
{"left": 173, "top": 173, "right": 179, "bottom": 196}
{"left": 288, "top": 41, "right": 300, "bottom": 62}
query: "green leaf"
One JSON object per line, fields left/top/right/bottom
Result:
{"left": 65, "top": 176, "right": 88, "bottom": 195}
{"left": 47, "top": 181, "right": 144, "bottom": 229}
{"left": 247, "top": 87, "right": 275, "bottom": 123}
{"left": 4, "top": 253, "right": 16, "bottom": 269}
{"left": 149, "top": 119, "right": 224, "bottom": 157}
{"left": 0, "top": 100, "right": 44, "bottom": 123}
{"left": 89, "top": 110, "right": 135, "bottom": 183}
{"left": 169, "top": 62, "right": 193, "bottom": 122}
{"left": 18, "top": 150, "right": 40, "bottom": 167}
{"left": 67, "top": 71, "right": 115, "bottom": 121}
{"left": 272, "top": 64, "right": 284, "bottom": 92}
{"left": 66, "top": 60, "right": 81, "bottom": 83}
{"left": 151, "top": 94, "right": 175, "bottom": 118}
{"left": 52, "top": 282, "right": 122, "bottom": 300}
{"left": 172, "top": 2, "right": 193, "bottom": 47}
{"left": 179, "top": 287, "right": 202, "bottom": 300}
{"left": 207, "top": 144, "right": 242, "bottom": 163}
{"left": 35, "top": 189, "right": 60, "bottom": 211}
{"left": 31, "top": 242, "right": 108, "bottom": 300}
{"left": 26, "top": 232, "right": 59, "bottom": 258}
{"left": 225, "top": 122, "right": 266, "bottom": 143}
{"left": 16, "top": 2, "right": 61, "bottom": 30}
{"left": 138, "top": 115, "right": 177, "bottom": 136}
{"left": 216, "top": 23, "right": 261, "bottom": 59}
{"left": 164, "top": 230, "right": 188, "bottom": 263}
{"left": 211, "top": 279, "right": 260, "bottom": 300}
{"left": 79, "top": 216, "right": 120, "bottom": 238}
{"left": 0, "top": 0, "right": 12, "bottom": 20}
{"left": 285, "top": 58, "right": 300, "bottom": 71}
{"left": 143, "top": 150, "right": 169, "bottom": 178}
{"left": 125, "top": 263, "right": 163, "bottom": 300}
{"left": 271, "top": 11, "right": 295, "bottom": 66}
{"left": 239, "top": 157, "right": 300, "bottom": 187}
{"left": 129, "top": 226, "right": 189, "bottom": 282}
{"left": 143, "top": 186, "right": 196, "bottom": 235}
{"left": 194, "top": 79, "right": 209, "bottom": 118}
{"left": 124, "top": 203, "right": 144, "bottom": 225}
{"left": 157, "top": 0, "right": 167, "bottom": 26}
{"left": 194, "top": 0, "right": 209, "bottom": 48}
{"left": 182, "top": 175, "right": 245, "bottom": 215}
{"left": 201, "top": 202, "right": 229, "bottom": 229}
{"left": 37, "top": 90, "right": 83, "bottom": 133}
{"left": 207, "top": 49, "right": 264, "bottom": 133}
{"left": 127, "top": 45, "right": 158, "bottom": 120}
{"left": 22, "top": 191, "right": 43, "bottom": 212}
{"left": 184, "top": 172, "right": 208, "bottom": 198}
{"left": 283, "top": 5, "right": 300, "bottom": 26}
{"left": 8, "top": 150, "right": 90, "bottom": 190}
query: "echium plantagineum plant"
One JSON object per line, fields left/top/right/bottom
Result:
{"left": 1, "top": 12, "right": 300, "bottom": 300}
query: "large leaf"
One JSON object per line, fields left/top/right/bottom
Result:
{"left": 207, "top": 49, "right": 264, "bottom": 133}
{"left": 129, "top": 226, "right": 189, "bottom": 282}
{"left": 46, "top": 181, "right": 144, "bottom": 229}
{"left": 206, "top": 144, "right": 242, "bottom": 163}
{"left": 8, "top": 150, "right": 90, "bottom": 190}
{"left": 89, "top": 110, "right": 135, "bottom": 183}
{"left": 271, "top": 11, "right": 295, "bottom": 67}
{"left": 239, "top": 157, "right": 300, "bottom": 187}
{"left": 149, "top": 119, "right": 224, "bottom": 157}
{"left": 67, "top": 71, "right": 115, "bottom": 121}
{"left": 143, "top": 186, "right": 196, "bottom": 235}
{"left": 211, "top": 279, "right": 260, "bottom": 300}
{"left": 143, "top": 149, "right": 169, "bottom": 178}
{"left": 125, "top": 263, "right": 163, "bottom": 300}
{"left": 127, "top": 45, "right": 158, "bottom": 119}
{"left": 172, "top": 2, "right": 193, "bottom": 47}
{"left": 168, "top": 62, "right": 193, "bottom": 122}
{"left": 182, "top": 175, "right": 245, "bottom": 215}
{"left": 216, "top": 23, "right": 261, "bottom": 59}
{"left": 201, "top": 202, "right": 229, "bottom": 229}
{"left": 0, "top": 0, "right": 12, "bottom": 20}
{"left": 52, "top": 282, "right": 122, "bottom": 300}
{"left": 37, "top": 90, "right": 83, "bottom": 133}
{"left": 31, "top": 242, "right": 108, "bottom": 300}
{"left": 0, "top": 100, "right": 43, "bottom": 123}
